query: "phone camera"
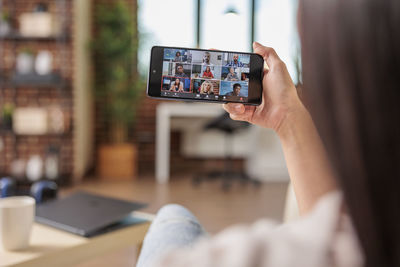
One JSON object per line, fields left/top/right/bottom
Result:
{"left": 153, "top": 70, "right": 156, "bottom": 73}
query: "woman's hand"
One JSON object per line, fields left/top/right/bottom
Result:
{"left": 223, "top": 42, "right": 303, "bottom": 135}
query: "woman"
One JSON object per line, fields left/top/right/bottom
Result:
{"left": 169, "top": 78, "right": 183, "bottom": 92}
{"left": 174, "top": 51, "right": 182, "bottom": 62}
{"left": 202, "top": 66, "right": 214, "bottom": 79}
{"left": 137, "top": 0, "right": 400, "bottom": 266}
{"left": 200, "top": 81, "right": 214, "bottom": 95}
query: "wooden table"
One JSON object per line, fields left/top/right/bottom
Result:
{"left": 0, "top": 212, "right": 153, "bottom": 267}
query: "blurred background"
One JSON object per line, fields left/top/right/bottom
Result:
{"left": 0, "top": 0, "right": 300, "bottom": 265}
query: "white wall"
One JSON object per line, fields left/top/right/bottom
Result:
{"left": 73, "top": 0, "right": 93, "bottom": 182}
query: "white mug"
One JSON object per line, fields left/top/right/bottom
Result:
{"left": 0, "top": 196, "right": 35, "bottom": 250}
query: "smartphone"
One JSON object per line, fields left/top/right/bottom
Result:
{"left": 147, "top": 46, "right": 264, "bottom": 105}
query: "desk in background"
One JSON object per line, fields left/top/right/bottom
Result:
{"left": 156, "top": 102, "right": 289, "bottom": 184}
{"left": 156, "top": 102, "right": 224, "bottom": 183}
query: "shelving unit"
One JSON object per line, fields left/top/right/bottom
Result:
{"left": 0, "top": 0, "right": 73, "bottom": 185}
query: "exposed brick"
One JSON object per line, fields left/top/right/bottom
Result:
{"left": 0, "top": 0, "right": 74, "bottom": 179}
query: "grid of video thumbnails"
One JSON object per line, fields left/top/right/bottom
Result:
{"left": 161, "top": 48, "right": 251, "bottom": 102}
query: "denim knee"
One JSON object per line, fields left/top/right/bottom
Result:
{"left": 155, "top": 203, "right": 197, "bottom": 222}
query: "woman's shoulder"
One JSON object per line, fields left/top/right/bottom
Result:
{"left": 156, "top": 192, "right": 363, "bottom": 267}
{"left": 266, "top": 192, "right": 363, "bottom": 267}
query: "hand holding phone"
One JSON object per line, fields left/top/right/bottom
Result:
{"left": 147, "top": 46, "right": 264, "bottom": 105}
{"left": 223, "top": 42, "right": 302, "bottom": 133}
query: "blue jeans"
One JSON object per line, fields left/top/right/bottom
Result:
{"left": 136, "top": 204, "right": 207, "bottom": 267}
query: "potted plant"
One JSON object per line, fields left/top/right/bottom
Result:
{"left": 1, "top": 103, "right": 14, "bottom": 130}
{"left": 0, "top": 10, "right": 11, "bottom": 37}
{"left": 92, "top": 0, "right": 143, "bottom": 180}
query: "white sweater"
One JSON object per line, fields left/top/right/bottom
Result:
{"left": 153, "top": 192, "right": 363, "bottom": 267}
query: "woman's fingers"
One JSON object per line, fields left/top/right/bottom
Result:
{"left": 223, "top": 103, "right": 255, "bottom": 122}
{"left": 223, "top": 103, "right": 245, "bottom": 115}
{"left": 253, "top": 42, "right": 282, "bottom": 68}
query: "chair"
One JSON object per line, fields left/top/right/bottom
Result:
{"left": 192, "top": 112, "right": 261, "bottom": 191}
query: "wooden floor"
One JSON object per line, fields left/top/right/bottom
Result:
{"left": 61, "top": 175, "right": 288, "bottom": 267}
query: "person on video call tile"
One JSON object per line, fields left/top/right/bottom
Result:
{"left": 203, "top": 52, "right": 212, "bottom": 65}
{"left": 169, "top": 78, "right": 184, "bottom": 92}
{"left": 225, "top": 67, "right": 239, "bottom": 81}
{"left": 202, "top": 66, "right": 214, "bottom": 79}
{"left": 225, "top": 83, "right": 244, "bottom": 97}
{"left": 173, "top": 51, "right": 182, "bottom": 62}
{"left": 225, "top": 54, "right": 244, "bottom": 68}
{"left": 201, "top": 52, "right": 214, "bottom": 70}
{"left": 200, "top": 81, "right": 214, "bottom": 95}
{"left": 175, "top": 64, "right": 188, "bottom": 78}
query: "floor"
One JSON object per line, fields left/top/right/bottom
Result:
{"left": 61, "top": 175, "right": 288, "bottom": 267}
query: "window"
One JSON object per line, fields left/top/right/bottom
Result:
{"left": 255, "top": 0, "right": 299, "bottom": 82}
{"left": 138, "top": 0, "right": 299, "bottom": 81}
{"left": 200, "top": 0, "right": 251, "bottom": 52}
{"left": 138, "top": 0, "right": 196, "bottom": 75}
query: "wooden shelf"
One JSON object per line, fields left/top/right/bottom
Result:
{"left": 11, "top": 72, "right": 65, "bottom": 87}
{"left": 0, "top": 32, "right": 70, "bottom": 42}
{"left": 0, "top": 72, "right": 69, "bottom": 87}
{"left": 0, "top": 129, "right": 72, "bottom": 137}
{"left": 0, "top": 72, "right": 70, "bottom": 88}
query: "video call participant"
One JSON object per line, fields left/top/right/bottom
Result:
{"left": 225, "top": 67, "right": 239, "bottom": 81}
{"left": 202, "top": 66, "right": 214, "bottom": 79}
{"left": 200, "top": 81, "right": 214, "bottom": 95}
{"left": 203, "top": 51, "right": 212, "bottom": 65}
{"left": 202, "top": 51, "right": 214, "bottom": 72}
{"left": 225, "top": 83, "right": 243, "bottom": 96}
{"left": 175, "top": 64, "right": 188, "bottom": 78}
{"left": 169, "top": 78, "right": 184, "bottom": 92}
{"left": 241, "top": 73, "right": 249, "bottom": 81}
{"left": 225, "top": 54, "right": 244, "bottom": 68}
{"left": 174, "top": 51, "right": 182, "bottom": 62}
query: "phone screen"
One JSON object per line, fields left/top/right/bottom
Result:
{"left": 147, "top": 46, "right": 264, "bottom": 105}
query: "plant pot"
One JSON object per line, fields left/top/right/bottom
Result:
{"left": 97, "top": 143, "right": 137, "bottom": 180}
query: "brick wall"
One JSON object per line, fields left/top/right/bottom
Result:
{"left": 0, "top": 0, "right": 74, "bottom": 182}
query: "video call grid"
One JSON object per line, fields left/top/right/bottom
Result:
{"left": 161, "top": 48, "right": 251, "bottom": 98}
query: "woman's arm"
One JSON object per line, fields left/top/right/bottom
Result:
{"left": 223, "top": 42, "right": 337, "bottom": 214}
{"left": 276, "top": 103, "right": 337, "bottom": 214}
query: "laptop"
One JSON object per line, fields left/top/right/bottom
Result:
{"left": 35, "top": 191, "right": 147, "bottom": 237}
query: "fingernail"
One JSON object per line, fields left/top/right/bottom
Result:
{"left": 233, "top": 104, "right": 242, "bottom": 111}
{"left": 253, "top": 41, "right": 261, "bottom": 48}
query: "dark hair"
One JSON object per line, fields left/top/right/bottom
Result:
{"left": 176, "top": 64, "right": 183, "bottom": 70}
{"left": 176, "top": 51, "right": 181, "bottom": 56}
{"left": 233, "top": 83, "right": 241, "bottom": 89}
{"left": 299, "top": 0, "right": 400, "bottom": 266}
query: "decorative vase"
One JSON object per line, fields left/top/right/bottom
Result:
{"left": 26, "top": 155, "right": 43, "bottom": 182}
{"left": 16, "top": 52, "right": 35, "bottom": 74}
{"left": 35, "top": 50, "right": 53, "bottom": 75}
